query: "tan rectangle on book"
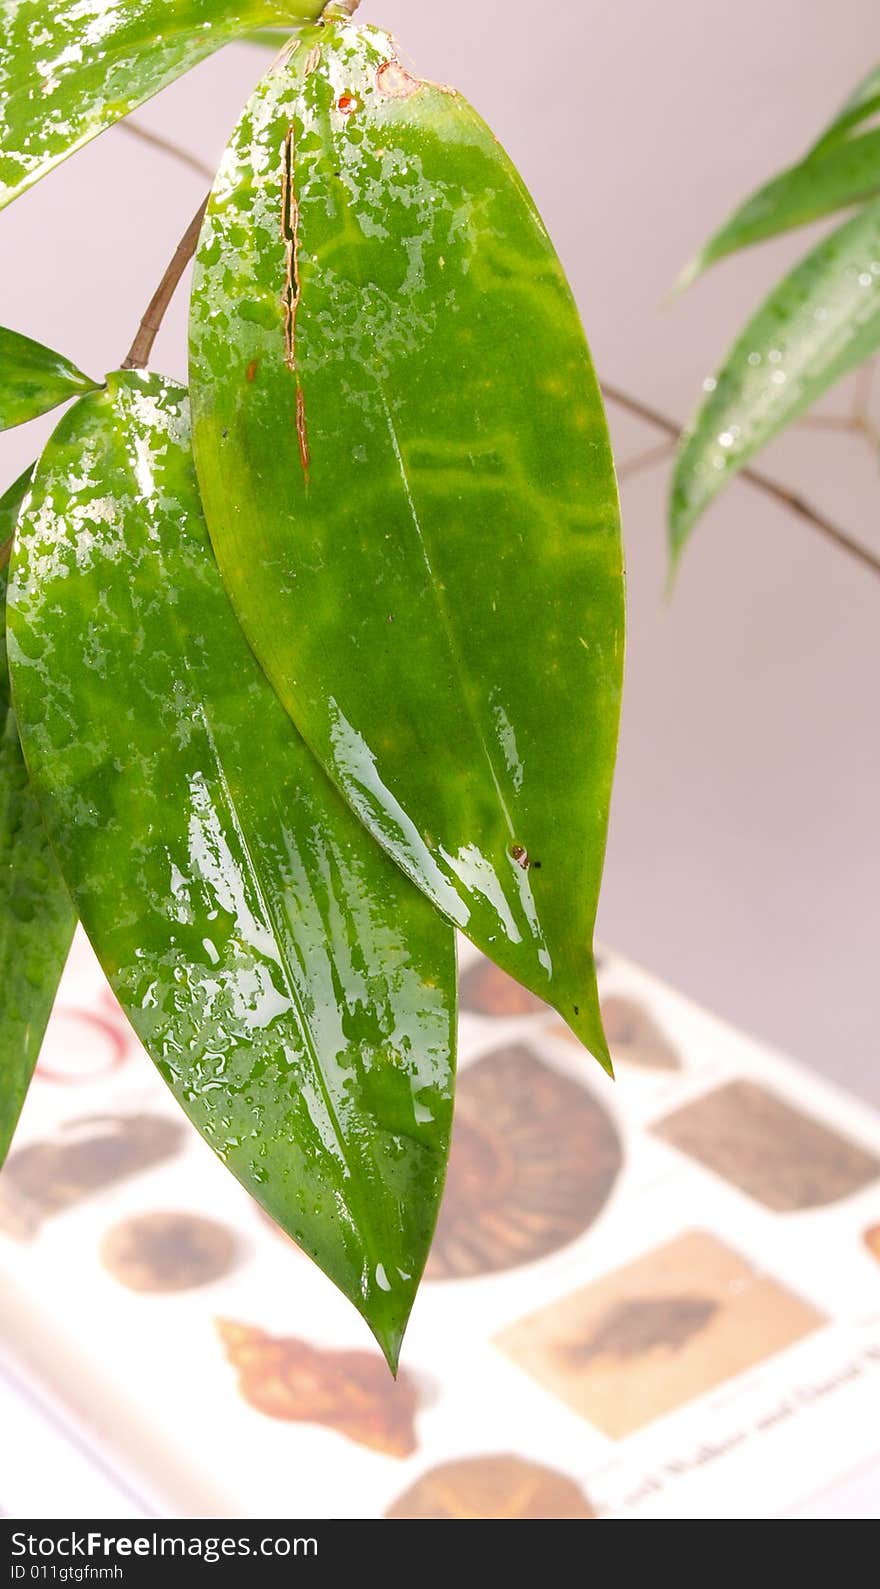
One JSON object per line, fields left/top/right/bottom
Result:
{"left": 654, "top": 1081, "right": 880, "bottom": 1211}
{"left": 495, "top": 1230, "right": 825, "bottom": 1439}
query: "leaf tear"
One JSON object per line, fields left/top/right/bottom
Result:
{"left": 281, "top": 122, "right": 310, "bottom": 482}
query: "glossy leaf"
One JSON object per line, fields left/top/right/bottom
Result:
{"left": 0, "top": 1, "right": 328, "bottom": 213}
{"left": 671, "top": 200, "right": 880, "bottom": 564}
{"left": 0, "top": 325, "right": 99, "bottom": 432}
{"left": 680, "top": 128, "right": 880, "bottom": 287}
{"left": 809, "top": 64, "right": 880, "bottom": 155}
{"left": 190, "top": 22, "right": 624, "bottom": 1068}
{"left": 0, "top": 466, "right": 76, "bottom": 1167}
{"left": 7, "top": 373, "right": 456, "bottom": 1368}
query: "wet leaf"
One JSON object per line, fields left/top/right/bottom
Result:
{"left": 0, "top": 1, "right": 328, "bottom": 212}
{"left": 671, "top": 200, "right": 880, "bottom": 564}
{"left": 190, "top": 22, "right": 624, "bottom": 1067}
{"left": 680, "top": 129, "right": 880, "bottom": 286}
{"left": 0, "top": 466, "right": 76, "bottom": 1167}
{"left": 7, "top": 373, "right": 456, "bottom": 1368}
{"left": 0, "top": 326, "right": 100, "bottom": 432}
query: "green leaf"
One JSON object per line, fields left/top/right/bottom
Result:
{"left": 809, "top": 64, "right": 880, "bottom": 155}
{"left": 0, "top": 1, "right": 329, "bottom": 213}
{"left": 243, "top": 28, "right": 291, "bottom": 47}
{"left": 0, "top": 466, "right": 76, "bottom": 1167}
{"left": 0, "top": 326, "right": 100, "bottom": 432}
{"left": 189, "top": 22, "right": 624, "bottom": 1069}
{"left": 679, "top": 128, "right": 880, "bottom": 287}
{"left": 7, "top": 373, "right": 456, "bottom": 1369}
{"left": 671, "top": 199, "right": 880, "bottom": 565}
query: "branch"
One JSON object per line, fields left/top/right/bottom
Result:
{"left": 119, "top": 120, "right": 215, "bottom": 182}
{"left": 601, "top": 381, "right": 880, "bottom": 582}
{"left": 121, "top": 197, "right": 208, "bottom": 370}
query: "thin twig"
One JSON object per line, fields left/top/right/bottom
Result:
{"left": 119, "top": 120, "right": 215, "bottom": 183}
{"left": 601, "top": 381, "right": 880, "bottom": 580}
{"left": 617, "top": 439, "right": 676, "bottom": 481}
{"left": 797, "top": 413, "right": 859, "bottom": 432}
{"left": 121, "top": 197, "right": 208, "bottom": 370}
{"left": 852, "top": 357, "right": 875, "bottom": 427}
{"left": 796, "top": 404, "right": 880, "bottom": 455}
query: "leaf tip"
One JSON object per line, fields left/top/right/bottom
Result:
{"left": 673, "top": 254, "right": 705, "bottom": 296}
{"left": 369, "top": 1314, "right": 406, "bottom": 1378}
{"left": 558, "top": 966, "right": 616, "bottom": 1078}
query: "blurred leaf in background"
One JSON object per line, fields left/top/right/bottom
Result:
{"left": 673, "top": 61, "right": 880, "bottom": 567}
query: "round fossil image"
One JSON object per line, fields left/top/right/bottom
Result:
{"left": 426, "top": 1045, "right": 622, "bottom": 1281}
{"left": 101, "top": 1211, "right": 238, "bottom": 1293}
{"left": 386, "top": 1454, "right": 595, "bottom": 1519}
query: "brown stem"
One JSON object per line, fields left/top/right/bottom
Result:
{"left": 601, "top": 381, "right": 880, "bottom": 581}
{"left": 119, "top": 120, "right": 215, "bottom": 182}
{"left": 852, "top": 357, "right": 875, "bottom": 426}
{"left": 121, "top": 197, "right": 208, "bottom": 370}
{"left": 321, "top": 0, "right": 362, "bottom": 17}
{"left": 617, "top": 439, "right": 676, "bottom": 482}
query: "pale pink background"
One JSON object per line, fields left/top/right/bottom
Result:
{"left": 1, "top": 1, "right": 877, "bottom": 1098}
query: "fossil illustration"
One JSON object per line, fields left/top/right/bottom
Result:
{"left": 561, "top": 1294, "right": 719, "bottom": 1367}
{"left": 100, "top": 1210, "right": 238, "bottom": 1293}
{"left": 600, "top": 996, "right": 681, "bottom": 1071}
{"left": 386, "top": 1454, "right": 595, "bottom": 1519}
{"left": 217, "top": 1319, "right": 420, "bottom": 1458}
{"left": 496, "top": 1230, "right": 825, "bottom": 1440}
{"left": 426, "top": 1045, "right": 622, "bottom": 1280}
{"left": 0, "top": 1112, "right": 186, "bottom": 1239}
{"left": 459, "top": 960, "right": 551, "bottom": 1018}
{"left": 655, "top": 1081, "right": 880, "bottom": 1211}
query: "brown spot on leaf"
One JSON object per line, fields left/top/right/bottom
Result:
{"left": 377, "top": 59, "right": 423, "bottom": 99}
{"left": 510, "top": 843, "right": 530, "bottom": 870}
{"left": 296, "top": 387, "right": 311, "bottom": 481}
{"left": 246, "top": 358, "right": 259, "bottom": 383}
